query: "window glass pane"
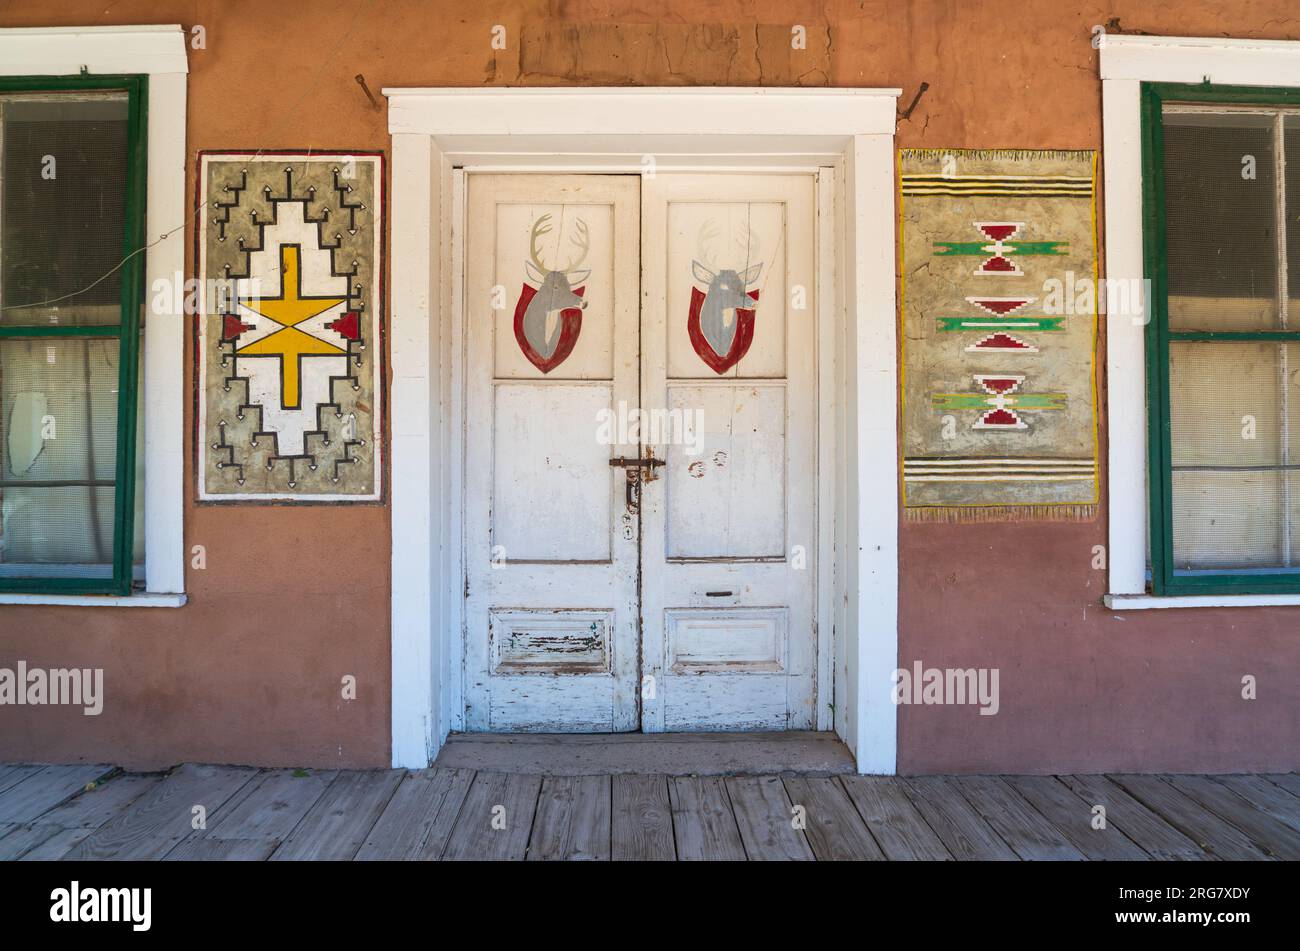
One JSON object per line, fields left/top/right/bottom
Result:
{"left": 1169, "top": 340, "right": 1296, "bottom": 572}
{"left": 1285, "top": 114, "right": 1300, "bottom": 309}
{"left": 0, "top": 337, "right": 119, "bottom": 577}
{"left": 1171, "top": 470, "right": 1283, "bottom": 570}
{"left": 133, "top": 362, "right": 144, "bottom": 574}
{"left": 1162, "top": 109, "right": 1279, "bottom": 331}
{"left": 1170, "top": 341, "right": 1281, "bottom": 468}
{"left": 0, "top": 92, "right": 129, "bottom": 327}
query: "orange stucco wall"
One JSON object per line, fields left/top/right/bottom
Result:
{"left": 0, "top": 0, "right": 1297, "bottom": 772}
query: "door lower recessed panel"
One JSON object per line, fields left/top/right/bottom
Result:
{"left": 490, "top": 609, "right": 614, "bottom": 675}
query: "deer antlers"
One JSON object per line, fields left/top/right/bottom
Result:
{"left": 735, "top": 220, "right": 761, "bottom": 266}
{"left": 697, "top": 218, "right": 762, "bottom": 271}
{"left": 696, "top": 220, "right": 721, "bottom": 271}
{"left": 529, "top": 214, "right": 590, "bottom": 275}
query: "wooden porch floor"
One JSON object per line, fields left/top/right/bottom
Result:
{"left": 1, "top": 762, "right": 1297, "bottom": 860}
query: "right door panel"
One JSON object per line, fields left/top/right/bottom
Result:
{"left": 639, "top": 174, "right": 818, "bottom": 731}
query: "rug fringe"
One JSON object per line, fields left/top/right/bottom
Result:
{"left": 905, "top": 504, "right": 1098, "bottom": 523}
{"left": 899, "top": 148, "right": 1093, "bottom": 162}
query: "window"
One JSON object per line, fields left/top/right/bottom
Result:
{"left": 0, "top": 75, "right": 146, "bottom": 595}
{"left": 1143, "top": 82, "right": 1300, "bottom": 595}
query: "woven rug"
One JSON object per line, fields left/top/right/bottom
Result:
{"left": 195, "top": 152, "right": 383, "bottom": 502}
{"left": 899, "top": 149, "right": 1099, "bottom": 522}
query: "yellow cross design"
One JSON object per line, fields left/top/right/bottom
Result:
{"left": 236, "top": 245, "right": 347, "bottom": 409}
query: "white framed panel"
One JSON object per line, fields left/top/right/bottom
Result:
{"left": 386, "top": 87, "right": 901, "bottom": 772}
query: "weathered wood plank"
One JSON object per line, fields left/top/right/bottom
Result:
{"left": 62, "top": 765, "right": 257, "bottom": 861}
{"left": 1161, "top": 774, "right": 1300, "bottom": 860}
{"left": 527, "top": 775, "right": 611, "bottom": 861}
{"left": 612, "top": 774, "right": 675, "bottom": 861}
{"left": 0, "top": 765, "right": 44, "bottom": 796}
{"left": 1263, "top": 774, "right": 1300, "bottom": 799}
{"left": 669, "top": 776, "right": 746, "bottom": 861}
{"left": 0, "top": 823, "right": 63, "bottom": 860}
{"left": 270, "top": 770, "right": 403, "bottom": 861}
{"left": 1059, "top": 775, "right": 1208, "bottom": 861}
{"left": 37, "top": 774, "right": 161, "bottom": 829}
{"left": 18, "top": 826, "right": 96, "bottom": 861}
{"left": 205, "top": 769, "right": 337, "bottom": 842}
{"left": 166, "top": 836, "right": 279, "bottom": 861}
{"left": 1006, "top": 776, "right": 1150, "bottom": 860}
{"left": 903, "top": 777, "right": 1017, "bottom": 861}
{"left": 725, "top": 776, "right": 814, "bottom": 861}
{"left": 442, "top": 772, "right": 543, "bottom": 861}
{"left": 355, "top": 768, "right": 474, "bottom": 860}
{"left": 1111, "top": 775, "right": 1271, "bottom": 861}
{"left": 783, "top": 776, "right": 884, "bottom": 860}
{"left": 0, "top": 764, "right": 115, "bottom": 823}
{"left": 14, "top": 774, "right": 161, "bottom": 861}
{"left": 950, "top": 776, "right": 1085, "bottom": 860}
{"left": 1211, "top": 775, "right": 1300, "bottom": 835}
{"left": 837, "top": 776, "right": 952, "bottom": 860}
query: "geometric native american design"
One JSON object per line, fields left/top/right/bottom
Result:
{"left": 196, "top": 152, "right": 383, "bottom": 501}
{"left": 899, "top": 149, "right": 1099, "bottom": 519}
{"left": 933, "top": 221, "right": 1067, "bottom": 278}
{"left": 931, "top": 374, "right": 1067, "bottom": 430}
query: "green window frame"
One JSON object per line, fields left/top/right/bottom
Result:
{"left": 1142, "top": 80, "right": 1300, "bottom": 595}
{"left": 0, "top": 74, "right": 147, "bottom": 596}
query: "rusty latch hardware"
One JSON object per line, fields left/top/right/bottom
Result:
{"left": 608, "top": 455, "right": 666, "bottom": 469}
{"left": 624, "top": 469, "right": 640, "bottom": 514}
{"left": 612, "top": 453, "right": 665, "bottom": 514}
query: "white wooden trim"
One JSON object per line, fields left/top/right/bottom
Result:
{"left": 844, "top": 134, "right": 899, "bottom": 774}
{"left": 141, "top": 71, "right": 187, "bottom": 595}
{"left": 831, "top": 154, "right": 851, "bottom": 744}
{"left": 0, "top": 593, "right": 186, "bottom": 608}
{"left": 385, "top": 87, "right": 899, "bottom": 139}
{"left": 815, "top": 167, "right": 837, "bottom": 731}
{"left": 1101, "top": 78, "right": 1148, "bottom": 596}
{"left": 0, "top": 26, "right": 188, "bottom": 598}
{"left": 385, "top": 87, "right": 901, "bottom": 772}
{"left": 1106, "top": 592, "right": 1300, "bottom": 610}
{"left": 446, "top": 168, "right": 466, "bottom": 736}
{"left": 0, "top": 25, "right": 188, "bottom": 75}
{"left": 1100, "top": 37, "right": 1300, "bottom": 599}
{"left": 389, "top": 133, "right": 439, "bottom": 766}
{"left": 1100, "top": 34, "right": 1300, "bottom": 85}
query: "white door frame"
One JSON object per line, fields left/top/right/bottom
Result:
{"left": 385, "top": 87, "right": 901, "bottom": 773}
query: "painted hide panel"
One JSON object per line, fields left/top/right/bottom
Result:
{"left": 197, "top": 153, "right": 383, "bottom": 501}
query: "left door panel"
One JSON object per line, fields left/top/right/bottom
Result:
{"left": 463, "top": 174, "right": 641, "bottom": 731}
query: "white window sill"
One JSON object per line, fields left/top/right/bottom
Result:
{"left": 1106, "top": 592, "right": 1300, "bottom": 610}
{"left": 0, "top": 592, "right": 187, "bottom": 608}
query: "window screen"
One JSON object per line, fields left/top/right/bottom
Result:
{"left": 1160, "top": 104, "right": 1300, "bottom": 576}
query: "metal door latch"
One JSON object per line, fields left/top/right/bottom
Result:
{"left": 607, "top": 455, "right": 666, "bottom": 470}
{"left": 610, "top": 452, "right": 665, "bottom": 513}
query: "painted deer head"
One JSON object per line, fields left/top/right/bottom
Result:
{"left": 522, "top": 214, "right": 590, "bottom": 360}
{"left": 691, "top": 221, "right": 762, "bottom": 360}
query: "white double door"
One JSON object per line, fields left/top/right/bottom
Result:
{"left": 463, "top": 172, "right": 817, "bottom": 732}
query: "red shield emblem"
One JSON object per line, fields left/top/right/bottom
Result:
{"left": 513, "top": 283, "right": 585, "bottom": 374}
{"left": 687, "top": 287, "right": 759, "bottom": 374}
